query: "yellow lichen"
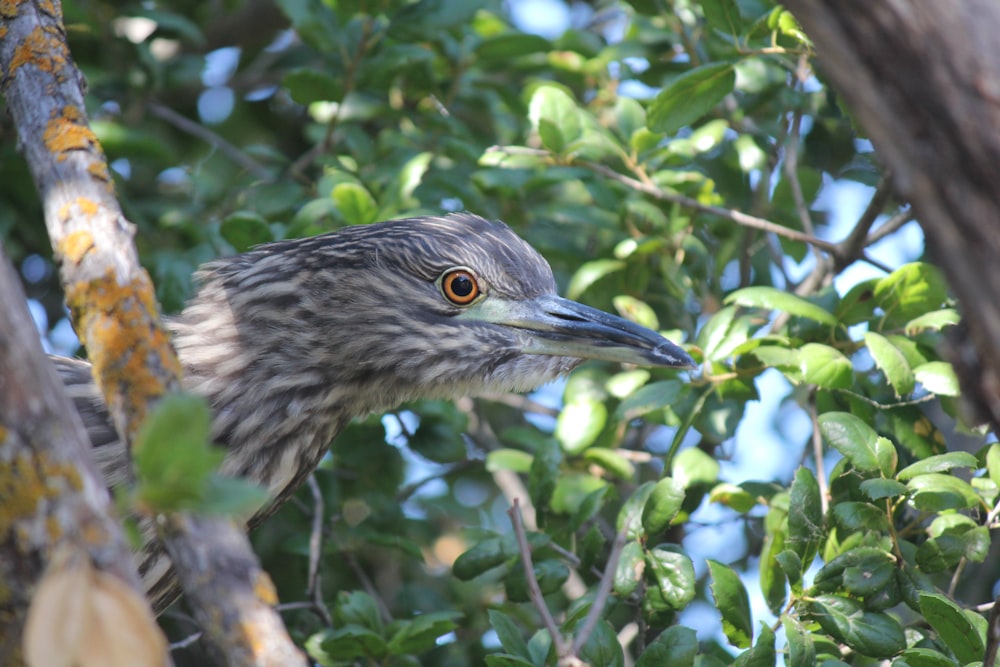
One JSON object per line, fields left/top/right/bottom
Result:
{"left": 65, "top": 269, "right": 182, "bottom": 444}
{"left": 87, "top": 160, "right": 113, "bottom": 188}
{"left": 0, "top": 0, "right": 21, "bottom": 19}
{"left": 8, "top": 25, "right": 67, "bottom": 78}
{"left": 59, "top": 229, "right": 94, "bottom": 265}
{"left": 253, "top": 571, "right": 279, "bottom": 607}
{"left": 43, "top": 107, "right": 99, "bottom": 160}
{"left": 76, "top": 197, "right": 99, "bottom": 216}
{"left": 0, "top": 451, "right": 85, "bottom": 545}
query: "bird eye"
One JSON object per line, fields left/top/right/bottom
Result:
{"left": 440, "top": 268, "right": 480, "bottom": 305}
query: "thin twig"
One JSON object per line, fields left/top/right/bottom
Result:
{"left": 488, "top": 145, "right": 841, "bottom": 254}
{"left": 168, "top": 631, "right": 203, "bottom": 651}
{"left": 866, "top": 208, "right": 916, "bottom": 246}
{"left": 482, "top": 392, "right": 561, "bottom": 417}
{"left": 985, "top": 600, "right": 1000, "bottom": 667}
{"left": 833, "top": 175, "right": 894, "bottom": 269}
{"left": 948, "top": 557, "right": 967, "bottom": 598}
{"left": 783, "top": 106, "right": 821, "bottom": 254}
{"left": 306, "top": 475, "right": 333, "bottom": 626}
{"left": 568, "top": 527, "right": 629, "bottom": 656}
{"left": 807, "top": 395, "right": 830, "bottom": 515}
{"left": 147, "top": 101, "right": 272, "bottom": 182}
{"left": 327, "top": 527, "right": 392, "bottom": 624}
{"left": 306, "top": 475, "right": 324, "bottom": 594}
{"left": 508, "top": 499, "right": 569, "bottom": 657}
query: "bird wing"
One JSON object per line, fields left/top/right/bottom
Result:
{"left": 51, "top": 357, "right": 132, "bottom": 488}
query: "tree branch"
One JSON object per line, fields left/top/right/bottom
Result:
{"left": 0, "top": 1, "right": 305, "bottom": 664}
{"left": 0, "top": 249, "right": 167, "bottom": 666}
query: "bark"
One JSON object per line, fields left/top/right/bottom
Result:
{"left": 0, "top": 250, "right": 162, "bottom": 666}
{"left": 0, "top": 1, "right": 305, "bottom": 665}
{"left": 778, "top": 1, "right": 1000, "bottom": 662}
{"left": 778, "top": 0, "right": 1000, "bottom": 431}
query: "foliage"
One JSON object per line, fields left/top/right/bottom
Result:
{"left": 1, "top": 0, "right": 994, "bottom": 665}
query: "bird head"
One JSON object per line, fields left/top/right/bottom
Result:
{"left": 179, "top": 213, "right": 694, "bottom": 417}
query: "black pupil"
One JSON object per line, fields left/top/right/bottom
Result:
{"left": 451, "top": 274, "right": 474, "bottom": 297}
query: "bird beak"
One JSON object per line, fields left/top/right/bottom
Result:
{"left": 473, "top": 294, "right": 696, "bottom": 369}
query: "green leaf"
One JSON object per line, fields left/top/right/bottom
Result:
{"left": 505, "top": 560, "right": 568, "bottom": 602}
{"left": 904, "top": 308, "right": 960, "bottom": 335}
{"left": 818, "top": 412, "right": 880, "bottom": 471}
{"left": 873, "top": 262, "right": 948, "bottom": 326}
{"left": 725, "top": 286, "right": 837, "bottom": 325}
{"left": 133, "top": 392, "right": 225, "bottom": 512}
{"left": 859, "top": 478, "right": 908, "bottom": 500}
{"left": 645, "top": 546, "right": 696, "bottom": 610}
{"left": 613, "top": 295, "right": 659, "bottom": 330}
{"left": 864, "top": 332, "right": 915, "bottom": 397}
{"left": 575, "top": 620, "right": 624, "bottom": 667}
{"left": 919, "top": 592, "right": 985, "bottom": 664}
{"left": 831, "top": 502, "right": 889, "bottom": 533}
{"left": 987, "top": 443, "right": 1000, "bottom": 488}
{"left": 476, "top": 33, "right": 551, "bottom": 62}
{"left": 698, "top": 306, "right": 753, "bottom": 361}
{"left": 314, "top": 625, "right": 387, "bottom": 660}
{"left": 486, "top": 449, "right": 533, "bottom": 474}
{"left": 875, "top": 436, "right": 898, "bottom": 477}
{"left": 894, "top": 647, "right": 963, "bottom": 667}
{"left": 906, "top": 473, "right": 981, "bottom": 511}
{"left": 556, "top": 398, "right": 607, "bottom": 454}
{"left": 332, "top": 182, "right": 378, "bottom": 226}
{"left": 896, "top": 451, "right": 978, "bottom": 481}
{"left": 283, "top": 68, "right": 342, "bottom": 105}
{"left": 528, "top": 85, "right": 582, "bottom": 153}
{"left": 709, "top": 482, "right": 758, "bottom": 513}
{"left": 337, "top": 590, "right": 384, "bottom": 631}
{"left": 615, "top": 380, "right": 684, "bottom": 421}
{"left": 787, "top": 466, "right": 823, "bottom": 563}
{"left": 388, "top": 0, "right": 481, "bottom": 40}
{"left": 567, "top": 259, "right": 625, "bottom": 300}
{"left": 798, "top": 343, "right": 853, "bottom": 389}
{"left": 648, "top": 63, "right": 736, "bottom": 135}
{"left": 529, "top": 438, "right": 562, "bottom": 521}
{"left": 913, "top": 361, "right": 961, "bottom": 397}
{"left": 387, "top": 611, "right": 462, "bottom": 655}
{"left": 613, "top": 540, "right": 646, "bottom": 597}
{"left": 672, "top": 447, "right": 720, "bottom": 489}
{"left": 701, "top": 0, "right": 743, "bottom": 33}
{"left": 708, "top": 560, "right": 753, "bottom": 649}
{"left": 635, "top": 626, "right": 697, "bottom": 667}
{"left": 774, "top": 550, "right": 802, "bottom": 589}
{"left": 582, "top": 448, "right": 635, "bottom": 480}
{"left": 641, "top": 477, "right": 686, "bottom": 536}
{"left": 617, "top": 482, "right": 656, "bottom": 540}
{"left": 813, "top": 546, "right": 893, "bottom": 592}
{"left": 487, "top": 610, "right": 530, "bottom": 660}
{"left": 484, "top": 655, "right": 536, "bottom": 667}
{"left": 452, "top": 536, "right": 505, "bottom": 580}
{"left": 759, "top": 495, "right": 789, "bottom": 613}
{"left": 781, "top": 616, "right": 815, "bottom": 667}
{"left": 734, "top": 623, "right": 775, "bottom": 667}
{"left": 805, "top": 595, "right": 905, "bottom": 658}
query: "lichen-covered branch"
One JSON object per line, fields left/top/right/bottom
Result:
{"left": 0, "top": 1, "right": 305, "bottom": 664}
{"left": 0, "top": 250, "right": 163, "bottom": 666}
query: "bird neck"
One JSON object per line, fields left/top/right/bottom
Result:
{"left": 167, "top": 299, "right": 370, "bottom": 502}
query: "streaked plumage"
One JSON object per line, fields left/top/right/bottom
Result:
{"left": 56, "top": 213, "right": 694, "bottom": 611}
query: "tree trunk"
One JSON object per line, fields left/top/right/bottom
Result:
{"left": 779, "top": 1, "right": 1000, "bottom": 430}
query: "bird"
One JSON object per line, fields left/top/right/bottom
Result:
{"left": 54, "top": 212, "right": 695, "bottom": 612}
